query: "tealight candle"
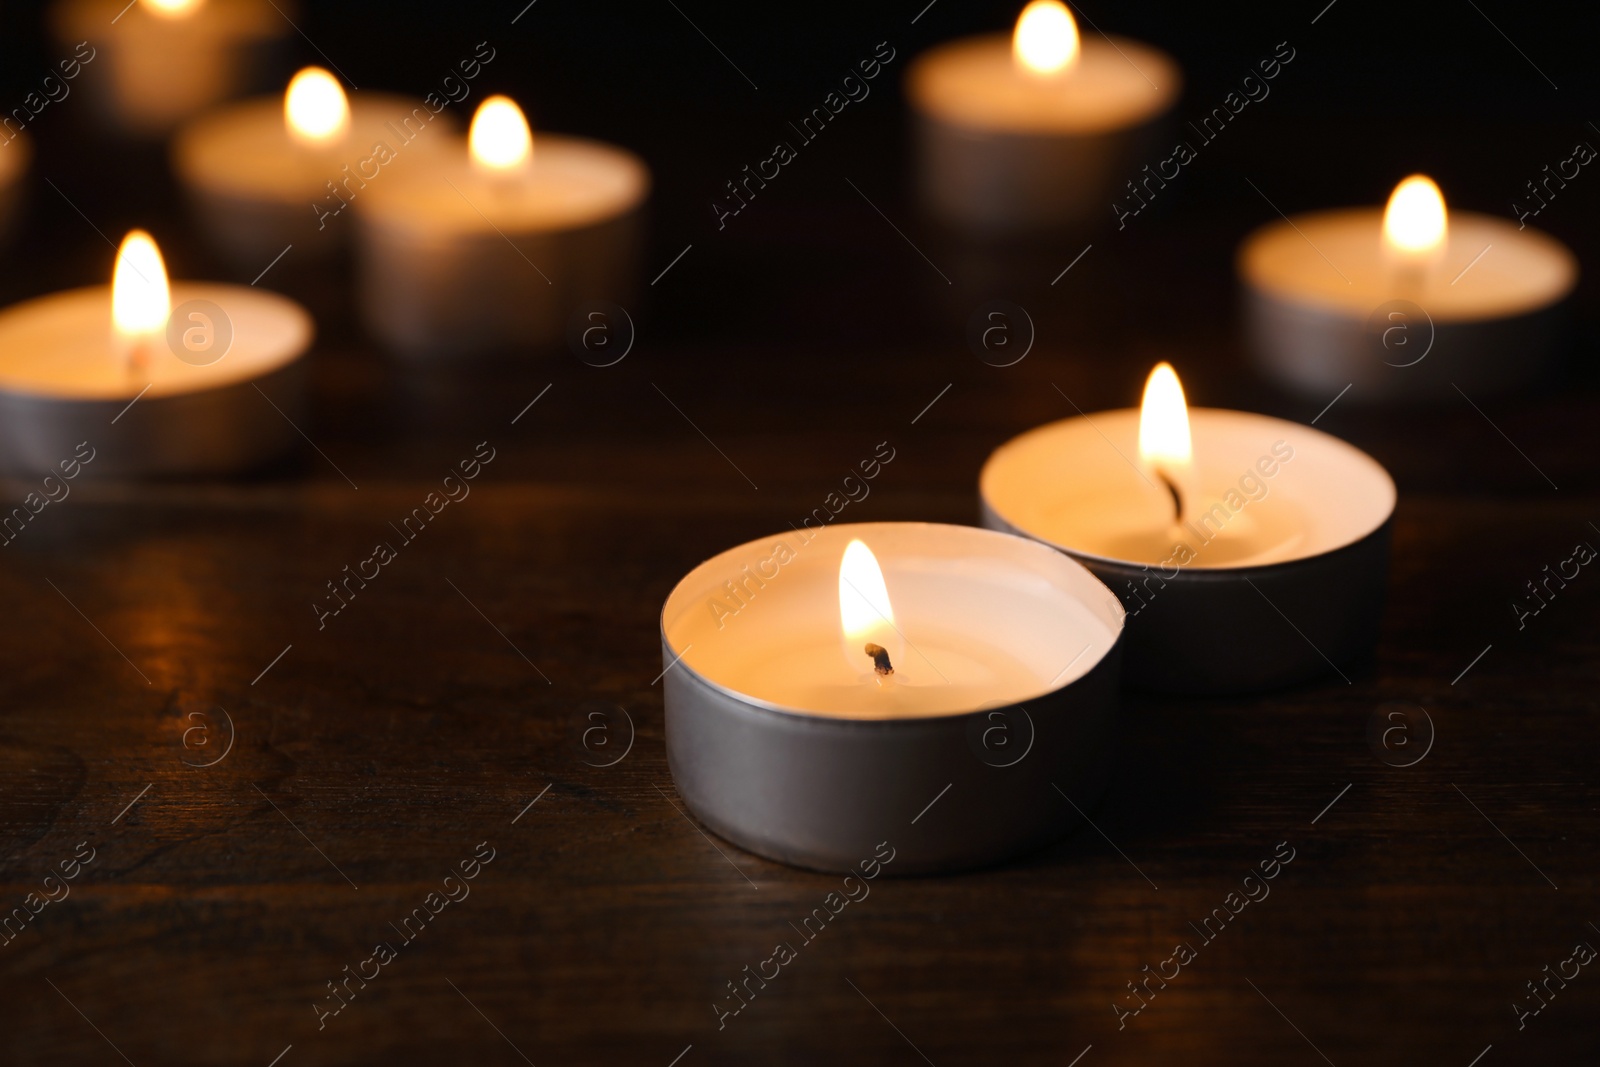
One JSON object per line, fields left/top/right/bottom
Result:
{"left": 0, "top": 230, "right": 312, "bottom": 477}
{"left": 661, "top": 522, "right": 1125, "bottom": 874}
{"left": 354, "top": 95, "right": 649, "bottom": 359}
{"left": 1240, "top": 173, "right": 1579, "bottom": 402}
{"left": 51, "top": 0, "right": 288, "bottom": 137}
{"left": 981, "top": 364, "right": 1395, "bottom": 694}
{"left": 0, "top": 133, "right": 32, "bottom": 245}
{"left": 173, "top": 68, "right": 457, "bottom": 267}
{"left": 906, "top": 0, "right": 1180, "bottom": 235}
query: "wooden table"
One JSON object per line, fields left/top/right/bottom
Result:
{"left": 2, "top": 3, "right": 1597, "bottom": 1062}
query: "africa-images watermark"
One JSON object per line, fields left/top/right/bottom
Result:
{"left": 712, "top": 39, "right": 897, "bottom": 230}
{"left": 0, "top": 441, "right": 97, "bottom": 547}
{"left": 567, "top": 301, "right": 635, "bottom": 367}
{"left": 1115, "top": 840, "right": 1296, "bottom": 1029}
{"left": 1119, "top": 441, "right": 1295, "bottom": 617}
{"left": 714, "top": 841, "right": 896, "bottom": 1029}
{"left": 1512, "top": 137, "right": 1594, "bottom": 230}
{"left": 1512, "top": 929, "right": 1595, "bottom": 1030}
{"left": 314, "top": 441, "right": 497, "bottom": 629}
{"left": 1510, "top": 528, "right": 1594, "bottom": 630}
{"left": 967, "top": 301, "right": 1034, "bottom": 368}
{"left": 312, "top": 41, "right": 498, "bottom": 231}
{"left": 314, "top": 841, "right": 496, "bottom": 1029}
{"left": 0, "top": 41, "right": 96, "bottom": 146}
{"left": 705, "top": 440, "right": 896, "bottom": 630}
{"left": 571, "top": 704, "right": 635, "bottom": 768}
{"left": 181, "top": 706, "right": 237, "bottom": 768}
{"left": 0, "top": 840, "right": 97, "bottom": 950}
{"left": 1367, "top": 702, "right": 1434, "bottom": 768}
{"left": 1113, "top": 40, "right": 1296, "bottom": 230}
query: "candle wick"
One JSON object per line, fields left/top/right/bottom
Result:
{"left": 123, "top": 338, "right": 152, "bottom": 379}
{"left": 1391, "top": 262, "right": 1426, "bottom": 299}
{"left": 863, "top": 643, "right": 894, "bottom": 677}
{"left": 1156, "top": 470, "right": 1183, "bottom": 524}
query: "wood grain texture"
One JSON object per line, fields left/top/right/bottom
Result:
{"left": 2, "top": 6, "right": 1598, "bottom": 1060}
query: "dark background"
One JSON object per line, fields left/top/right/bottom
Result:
{"left": 0, "top": 1, "right": 1597, "bottom": 1064}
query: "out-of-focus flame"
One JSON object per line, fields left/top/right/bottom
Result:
{"left": 470, "top": 95, "right": 533, "bottom": 172}
{"left": 1013, "top": 0, "right": 1080, "bottom": 75}
{"left": 112, "top": 230, "right": 170, "bottom": 341}
{"left": 140, "top": 0, "right": 206, "bottom": 18}
{"left": 111, "top": 230, "right": 171, "bottom": 373}
{"left": 285, "top": 67, "right": 350, "bottom": 147}
{"left": 1382, "top": 174, "right": 1448, "bottom": 258}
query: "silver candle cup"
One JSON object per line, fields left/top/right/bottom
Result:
{"left": 981, "top": 409, "right": 1396, "bottom": 695}
{"left": 660, "top": 522, "right": 1126, "bottom": 875}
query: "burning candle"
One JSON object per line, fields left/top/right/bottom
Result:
{"left": 1239, "top": 173, "right": 1578, "bottom": 402}
{"left": 51, "top": 0, "right": 288, "bottom": 137}
{"left": 906, "top": 0, "right": 1180, "bottom": 235}
{"left": 981, "top": 363, "right": 1395, "bottom": 693}
{"left": 0, "top": 133, "right": 31, "bottom": 247}
{"left": 661, "top": 522, "right": 1125, "bottom": 873}
{"left": 173, "top": 68, "right": 458, "bottom": 267}
{"left": 0, "top": 230, "right": 312, "bottom": 477}
{"left": 354, "top": 95, "right": 649, "bottom": 359}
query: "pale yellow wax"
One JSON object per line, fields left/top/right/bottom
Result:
{"left": 1239, "top": 208, "right": 1576, "bottom": 322}
{"left": 0, "top": 283, "right": 309, "bottom": 399}
{"left": 908, "top": 31, "right": 1179, "bottom": 135}
{"left": 982, "top": 408, "right": 1394, "bottom": 570}
{"left": 663, "top": 523, "right": 1123, "bottom": 719}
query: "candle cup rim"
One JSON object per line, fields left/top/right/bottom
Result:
{"left": 1237, "top": 206, "right": 1578, "bottom": 320}
{"left": 992, "top": 507, "right": 1396, "bottom": 583}
{"left": 0, "top": 282, "right": 312, "bottom": 401}
{"left": 907, "top": 30, "right": 1181, "bottom": 136}
{"left": 659, "top": 520, "right": 1125, "bottom": 722}
{"left": 660, "top": 638, "right": 1125, "bottom": 730}
{"left": 354, "top": 132, "right": 651, "bottom": 235}
{"left": 980, "top": 407, "right": 1397, "bottom": 572}
{"left": 172, "top": 91, "right": 461, "bottom": 204}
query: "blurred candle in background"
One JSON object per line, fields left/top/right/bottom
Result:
{"left": 355, "top": 95, "right": 649, "bottom": 360}
{"left": 1239, "top": 173, "right": 1578, "bottom": 402}
{"left": 0, "top": 229, "right": 313, "bottom": 477}
{"left": 173, "top": 68, "right": 457, "bottom": 268}
{"left": 51, "top": 0, "right": 289, "bottom": 137}
{"left": 906, "top": 0, "right": 1180, "bottom": 236}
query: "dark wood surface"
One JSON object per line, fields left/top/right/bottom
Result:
{"left": 3, "top": 1, "right": 1599, "bottom": 1063}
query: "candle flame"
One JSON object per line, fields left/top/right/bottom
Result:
{"left": 1382, "top": 174, "right": 1447, "bottom": 257}
{"left": 285, "top": 67, "right": 350, "bottom": 147}
{"left": 470, "top": 96, "right": 533, "bottom": 172}
{"left": 839, "top": 539, "right": 903, "bottom": 680}
{"left": 140, "top": 0, "right": 205, "bottom": 17}
{"left": 112, "top": 230, "right": 171, "bottom": 344}
{"left": 840, "top": 540, "right": 895, "bottom": 639}
{"left": 1138, "top": 362, "right": 1192, "bottom": 468}
{"left": 1013, "top": 0, "right": 1080, "bottom": 75}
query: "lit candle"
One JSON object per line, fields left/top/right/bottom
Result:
{"left": 51, "top": 0, "right": 288, "bottom": 137}
{"left": 0, "top": 132, "right": 31, "bottom": 246}
{"left": 173, "top": 68, "right": 457, "bottom": 266}
{"left": 0, "top": 230, "right": 312, "bottom": 476}
{"left": 661, "top": 522, "right": 1125, "bottom": 872}
{"left": 837, "top": 540, "right": 904, "bottom": 682}
{"left": 906, "top": 0, "right": 1180, "bottom": 234}
{"left": 1239, "top": 173, "right": 1578, "bottom": 401}
{"left": 110, "top": 230, "right": 170, "bottom": 372}
{"left": 354, "top": 95, "right": 649, "bottom": 359}
{"left": 981, "top": 364, "right": 1395, "bottom": 693}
